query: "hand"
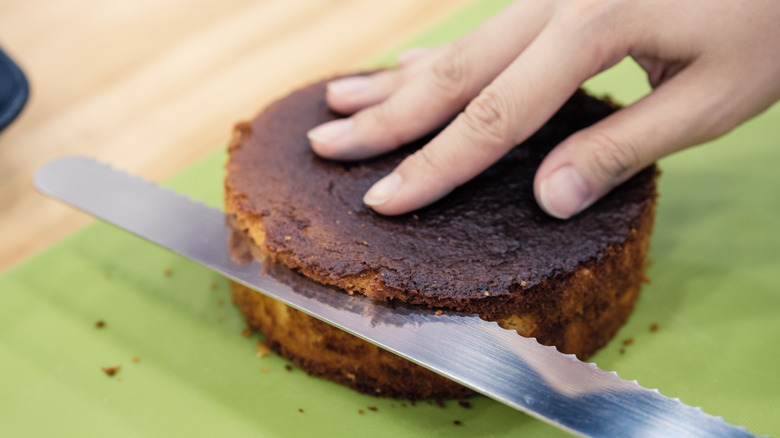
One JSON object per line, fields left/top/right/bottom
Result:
{"left": 307, "top": 0, "right": 780, "bottom": 219}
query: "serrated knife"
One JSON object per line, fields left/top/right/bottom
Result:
{"left": 34, "top": 156, "right": 757, "bottom": 438}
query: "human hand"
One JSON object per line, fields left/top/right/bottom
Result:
{"left": 307, "top": 0, "right": 780, "bottom": 219}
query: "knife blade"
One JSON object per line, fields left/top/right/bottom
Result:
{"left": 34, "top": 156, "right": 756, "bottom": 438}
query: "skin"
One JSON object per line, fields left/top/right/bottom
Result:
{"left": 308, "top": 0, "right": 780, "bottom": 219}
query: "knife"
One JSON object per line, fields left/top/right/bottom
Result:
{"left": 34, "top": 156, "right": 756, "bottom": 438}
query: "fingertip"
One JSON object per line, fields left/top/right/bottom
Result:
{"left": 535, "top": 165, "right": 592, "bottom": 220}
{"left": 326, "top": 76, "right": 373, "bottom": 114}
{"left": 363, "top": 165, "right": 456, "bottom": 216}
{"left": 363, "top": 173, "right": 403, "bottom": 208}
{"left": 327, "top": 76, "right": 373, "bottom": 95}
{"left": 307, "top": 118, "right": 353, "bottom": 158}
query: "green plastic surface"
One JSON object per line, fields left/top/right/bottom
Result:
{"left": 2, "top": 1, "right": 779, "bottom": 436}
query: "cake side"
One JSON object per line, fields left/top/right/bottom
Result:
{"left": 230, "top": 281, "right": 474, "bottom": 400}
{"left": 226, "top": 174, "right": 656, "bottom": 359}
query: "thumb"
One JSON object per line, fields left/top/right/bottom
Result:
{"left": 534, "top": 127, "right": 650, "bottom": 220}
{"left": 534, "top": 65, "right": 733, "bottom": 219}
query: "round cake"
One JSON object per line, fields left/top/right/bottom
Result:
{"left": 225, "top": 75, "right": 658, "bottom": 400}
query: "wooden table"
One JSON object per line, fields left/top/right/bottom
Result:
{"left": 0, "top": 0, "right": 475, "bottom": 273}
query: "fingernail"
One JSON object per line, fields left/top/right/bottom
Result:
{"left": 307, "top": 118, "right": 353, "bottom": 144}
{"left": 364, "top": 173, "right": 403, "bottom": 206}
{"left": 327, "top": 76, "right": 372, "bottom": 96}
{"left": 538, "top": 166, "right": 591, "bottom": 219}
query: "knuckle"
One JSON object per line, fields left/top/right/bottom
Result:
{"left": 554, "top": 0, "right": 625, "bottom": 60}
{"left": 430, "top": 42, "right": 469, "bottom": 99}
{"left": 460, "top": 89, "right": 513, "bottom": 147}
{"left": 577, "top": 130, "right": 640, "bottom": 183}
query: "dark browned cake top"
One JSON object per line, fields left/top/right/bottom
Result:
{"left": 226, "top": 77, "right": 656, "bottom": 301}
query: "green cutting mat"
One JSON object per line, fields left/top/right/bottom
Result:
{"left": 2, "top": 1, "right": 779, "bottom": 436}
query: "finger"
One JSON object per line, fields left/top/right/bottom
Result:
{"left": 309, "top": 0, "right": 554, "bottom": 161}
{"left": 325, "top": 50, "right": 436, "bottom": 115}
{"left": 364, "top": 22, "right": 606, "bottom": 215}
{"left": 534, "top": 61, "right": 738, "bottom": 219}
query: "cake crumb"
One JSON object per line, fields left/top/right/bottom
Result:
{"left": 622, "top": 338, "right": 634, "bottom": 346}
{"left": 434, "top": 399, "right": 446, "bottom": 408}
{"left": 241, "top": 328, "right": 252, "bottom": 338}
{"left": 260, "top": 368, "right": 270, "bottom": 374}
{"left": 131, "top": 356, "right": 140, "bottom": 363}
{"left": 348, "top": 210, "right": 353, "bottom": 215}
{"left": 367, "top": 406, "right": 378, "bottom": 412}
{"left": 435, "top": 310, "right": 443, "bottom": 317}
{"left": 217, "top": 315, "right": 224, "bottom": 322}
{"left": 102, "top": 365, "right": 121, "bottom": 377}
{"left": 520, "top": 280, "right": 527, "bottom": 287}
{"left": 454, "top": 420, "right": 462, "bottom": 426}
{"left": 164, "top": 268, "right": 172, "bottom": 276}
{"left": 210, "top": 282, "right": 218, "bottom": 290}
{"left": 284, "top": 235, "right": 292, "bottom": 241}
{"left": 217, "top": 298, "right": 225, "bottom": 305}
{"left": 362, "top": 241, "right": 368, "bottom": 246}
{"left": 458, "top": 400, "right": 472, "bottom": 409}
{"left": 437, "top": 236, "right": 442, "bottom": 242}
{"left": 95, "top": 320, "right": 106, "bottom": 329}
{"left": 650, "top": 322, "right": 659, "bottom": 332}
{"left": 412, "top": 214, "right": 419, "bottom": 220}
{"left": 484, "top": 291, "right": 490, "bottom": 296}
{"left": 358, "top": 410, "right": 364, "bottom": 415}
{"left": 256, "top": 341, "right": 271, "bottom": 358}
{"left": 619, "top": 348, "right": 626, "bottom": 354}
{"left": 285, "top": 364, "right": 293, "bottom": 372}
{"left": 401, "top": 403, "right": 407, "bottom": 408}
{"left": 298, "top": 408, "right": 304, "bottom": 413}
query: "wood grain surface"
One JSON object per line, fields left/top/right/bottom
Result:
{"left": 0, "top": 0, "right": 475, "bottom": 272}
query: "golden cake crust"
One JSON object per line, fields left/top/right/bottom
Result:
{"left": 230, "top": 282, "right": 475, "bottom": 400}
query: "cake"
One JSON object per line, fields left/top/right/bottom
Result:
{"left": 225, "top": 75, "right": 658, "bottom": 400}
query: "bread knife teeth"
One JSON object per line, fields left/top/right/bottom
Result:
{"left": 34, "top": 156, "right": 759, "bottom": 438}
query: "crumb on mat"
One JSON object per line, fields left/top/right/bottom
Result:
{"left": 102, "top": 365, "right": 121, "bottom": 377}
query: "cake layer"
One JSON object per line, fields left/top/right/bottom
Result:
{"left": 224, "top": 75, "right": 657, "bottom": 398}
{"left": 231, "top": 281, "right": 474, "bottom": 400}
{"left": 225, "top": 77, "right": 656, "bottom": 309}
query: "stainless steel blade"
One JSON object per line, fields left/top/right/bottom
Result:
{"left": 34, "top": 156, "right": 756, "bottom": 438}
